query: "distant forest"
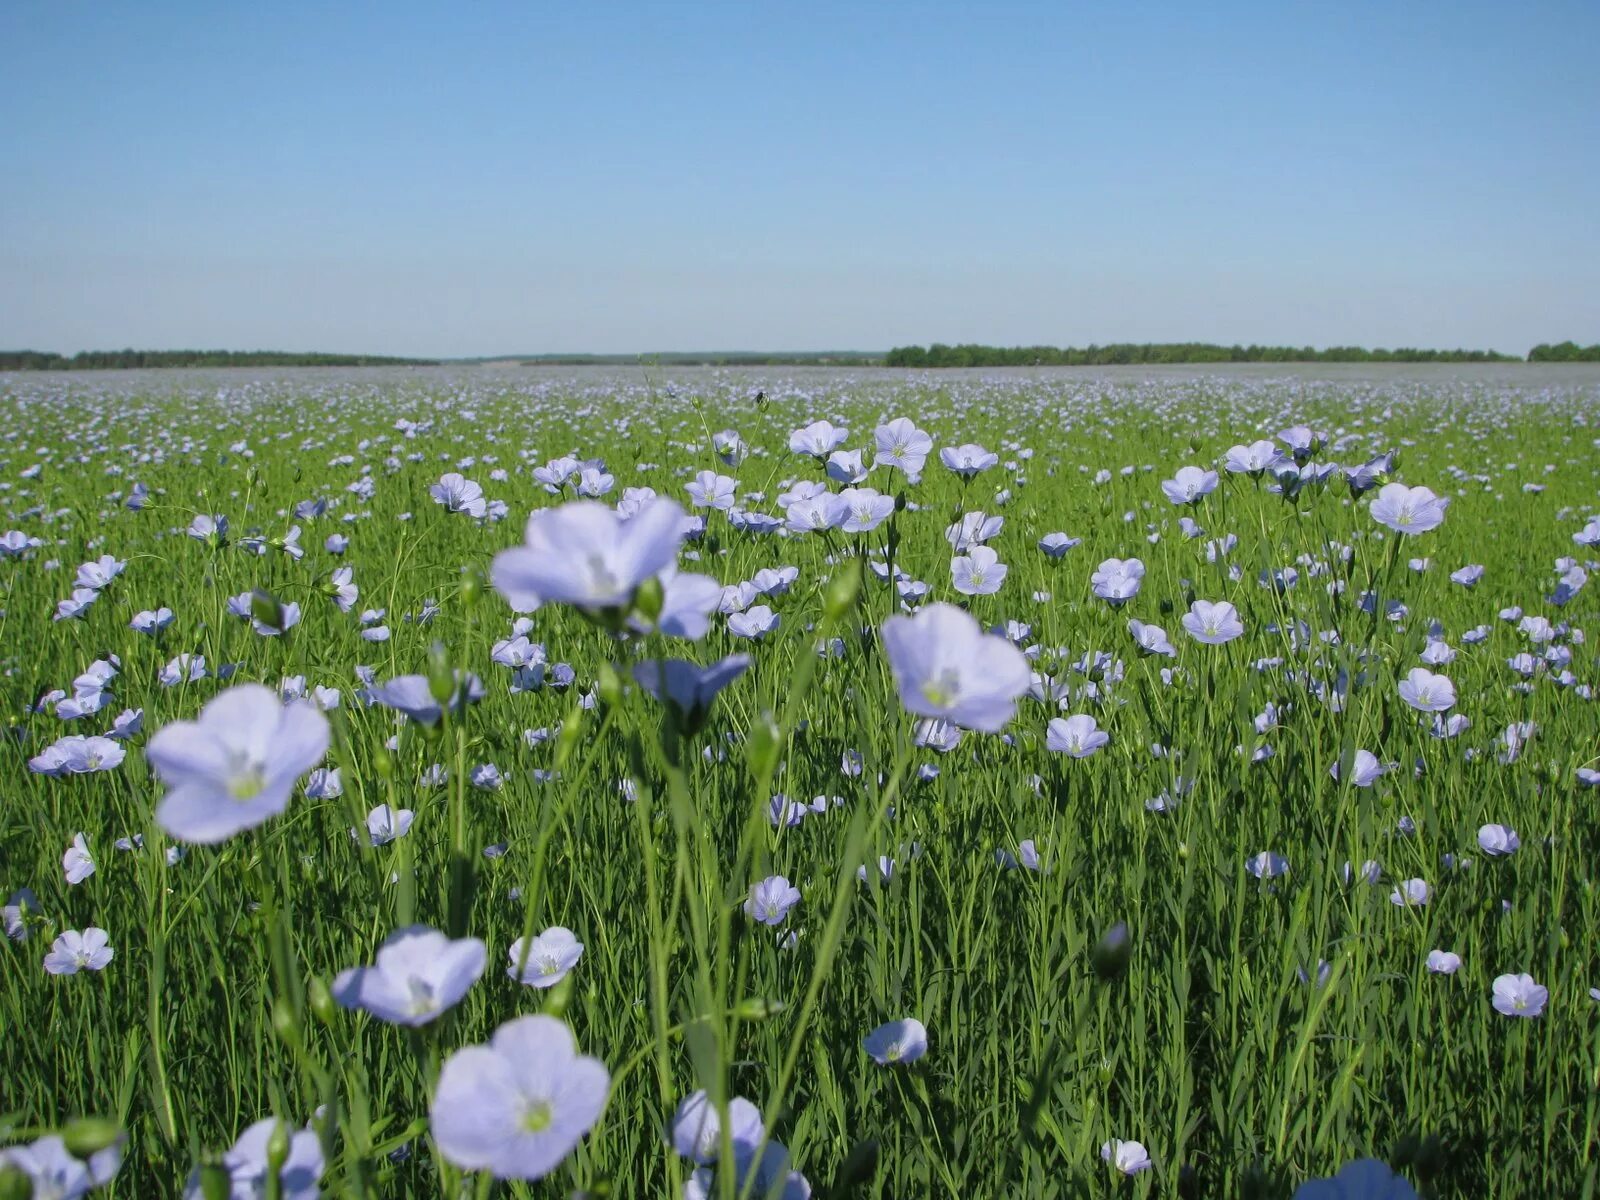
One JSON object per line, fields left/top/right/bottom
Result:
{"left": 1527, "top": 341, "right": 1600, "bottom": 362}
{"left": 0, "top": 349, "right": 439, "bottom": 370}
{"left": 4, "top": 343, "right": 1595, "bottom": 372}
{"left": 884, "top": 342, "right": 1525, "bottom": 367}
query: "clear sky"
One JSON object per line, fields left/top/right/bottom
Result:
{"left": 2, "top": 1, "right": 1596, "bottom": 357}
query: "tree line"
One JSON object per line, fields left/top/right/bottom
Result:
{"left": 0, "top": 349, "right": 439, "bottom": 370}
{"left": 883, "top": 342, "right": 1528, "bottom": 367}
{"left": 1527, "top": 341, "right": 1600, "bottom": 362}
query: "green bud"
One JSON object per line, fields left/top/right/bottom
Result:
{"left": 374, "top": 746, "right": 394, "bottom": 782}
{"left": 458, "top": 564, "right": 483, "bottom": 609}
{"left": 426, "top": 641, "right": 455, "bottom": 706}
{"left": 633, "top": 575, "right": 665, "bottom": 624}
{"left": 197, "top": 1163, "right": 231, "bottom": 1200}
{"left": 554, "top": 709, "right": 583, "bottom": 770}
{"left": 0, "top": 1164, "right": 34, "bottom": 1200}
{"left": 307, "top": 975, "right": 337, "bottom": 1027}
{"left": 597, "top": 662, "right": 624, "bottom": 710}
{"left": 542, "top": 972, "right": 574, "bottom": 1020}
{"left": 823, "top": 559, "right": 862, "bottom": 621}
{"left": 61, "top": 1117, "right": 122, "bottom": 1158}
{"left": 265, "top": 1120, "right": 291, "bottom": 1177}
{"left": 249, "top": 588, "right": 284, "bottom": 632}
{"left": 735, "top": 997, "right": 786, "bottom": 1019}
{"left": 271, "top": 995, "right": 301, "bottom": 1046}
{"left": 1091, "top": 921, "right": 1132, "bottom": 981}
{"left": 746, "top": 713, "right": 782, "bottom": 779}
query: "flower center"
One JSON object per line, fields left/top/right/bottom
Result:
{"left": 521, "top": 1101, "right": 553, "bottom": 1133}
{"left": 585, "top": 553, "right": 619, "bottom": 597}
{"left": 921, "top": 669, "right": 960, "bottom": 709}
{"left": 229, "top": 765, "right": 267, "bottom": 801}
{"left": 407, "top": 978, "right": 438, "bottom": 1016}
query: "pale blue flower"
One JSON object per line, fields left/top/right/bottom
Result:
{"left": 430, "top": 1015, "right": 609, "bottom": 1180}
{"left": 148, "top": 684, "right": 330, "bottom": 844}
{"left": 881, "top": 603, "right": 1031, "bottom": 733}
{"left": 332, "top": 926, "right": 487, "bottom": 1026}
{"left": 862, "top": 1018, "right": 927, "bottom": 1065}
{"left": 508, "top": 927, "right": 585, "bottom": 988}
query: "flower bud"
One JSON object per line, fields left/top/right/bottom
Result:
{"left": 458, "top": 563, "right": 482, "bottom": 609}
{"left": 736, "top": 996, "right": 786, "bottom": 1019}
{"left": 196, "top": 1163, "right": 231, "bottom": 1200}
{"left": 0, "top": 1164, "right": 32, "bottom": 1200}
{"left": 249, "top": 588, "right": 284, "bottom": 632}
{"left": 542, "top": 973, "right": 574, "bottom": 1020}
{"left": 271, "top": 995, "right": 300, "bottom": 1046}
{"left": 746, "top": 713, "right": 782, "bottom": 779}
{"left": 426, "top": 641, "right": 455, "bottom": 706}
{"left": 554, "top": 708, "right": 583, "bottom": 770}
{"left": 597, "top": 662, "right": 624, "bottom": 710}
{"left": 61, "top": 1117, "right": 122, "bottom": 1158}
{"left": 823, "top": 560, "right": 862, "bottom": 621}
{"left": 265, "top": 1120, "right": 291, "bottom": 1179}
{"left": 633, "top": 575, "right": 664, "bottom": 624}
{"left": 307, "top": 975, "right": 337, "bottom": 1026}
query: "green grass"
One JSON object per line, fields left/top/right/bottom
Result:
{"left": 2, "top": 368, "right": 1597, "bottom": 1197}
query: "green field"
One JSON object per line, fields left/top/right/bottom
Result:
{"left": 3, "top": 365, "right": 1598, "bottom": 1198}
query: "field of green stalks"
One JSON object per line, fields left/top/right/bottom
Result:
{"left": 2, "top": 364, "right": 1598, "bottom": 1199}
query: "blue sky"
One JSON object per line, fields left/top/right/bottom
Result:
{"left": 2, "top": 2, "right": 1596, "bottom": 356}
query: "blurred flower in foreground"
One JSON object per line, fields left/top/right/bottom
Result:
{"left": 1, "top": 1133, "right": 122, "bottom": 1199}
{"left": 182, "top": 1118, "right": 323, "bottom": 1200}
{"left": 669, "top": 1091, "right": 764, "bottom": 1165}
{"left": 1291, "top": 1157, "right": 1418, "bottom": 1199}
